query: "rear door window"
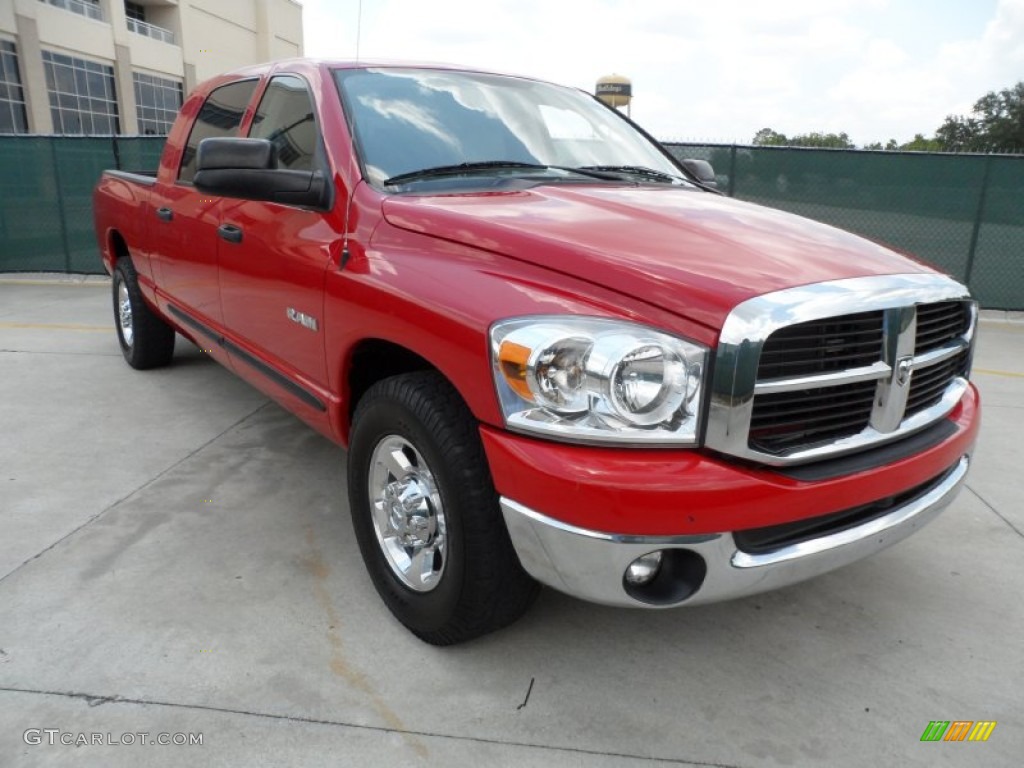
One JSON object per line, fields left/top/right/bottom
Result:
{"left": 178, "top": 79, "right": 258, "bottom": 183}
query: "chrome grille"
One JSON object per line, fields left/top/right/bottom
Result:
{"left": 750, "top": 381, "right": 877, "bottom": 454}
{"left": 757, "top": 311, "right": 884, "bottom": 379}
{"left": 915, "top": 301, "right": 970, "bottom": 353}
{"left": 707, "top": 274, "right": 976, "bottom": 466}
{"left": 906, "top": 348, "right": 971, "bottom": 416}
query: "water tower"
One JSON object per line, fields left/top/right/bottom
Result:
{"left": 596, "top": 74, "right": 632, "bottom": 117}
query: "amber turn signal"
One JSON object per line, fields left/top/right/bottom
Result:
{"left": 498, "top": 340, "right": 534, "bottom": 401}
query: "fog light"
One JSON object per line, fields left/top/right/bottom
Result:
{"left": 625, "top": 551, "right": 663, "bottom": 585}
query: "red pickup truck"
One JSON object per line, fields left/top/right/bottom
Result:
{"left": 93, "top": 59, "right": 980, "bottom": 644}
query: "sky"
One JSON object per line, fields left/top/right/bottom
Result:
{"left": 300, "top": 0, "right": 1024, "bottom": 147}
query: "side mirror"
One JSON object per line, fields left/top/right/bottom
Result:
{"left": 193, "top": 137, "right": 329, "bottom": 208}
{"left": 681, "top": 158, "right": 718, "bottom": 189}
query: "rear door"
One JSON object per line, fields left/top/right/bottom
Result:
{"left": 150, "top": 79, "right": 259, "bottom": 326}
{"left": 217, "top": 74, "right": 337, "bottom": 390}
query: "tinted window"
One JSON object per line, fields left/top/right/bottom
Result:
{"left": 178, "top": 79, "right": 257, "bottom": 182}
{"left": 248, "top": 75, "right": 318, "bottom": 171}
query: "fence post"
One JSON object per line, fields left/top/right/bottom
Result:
{"left": 727, "top": 144, "right": 737, "bottom": 197}
{"left": 49, "top": 137, "right": 73, "bottom": 273}
{"left": 112, "top": 134, "right": 122, "bottom": 170}
{"left": 963, "top": 153, "right": 993, "bottom": 289}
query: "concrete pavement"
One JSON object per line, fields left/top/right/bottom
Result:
{"left": 1, "top": 276, "right": 1021, "bottom": 767}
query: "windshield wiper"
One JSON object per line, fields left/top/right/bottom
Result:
{"left": 385, "top": 161, "right": 549, "bottom": 186}
{"left": 384, "top": 161, "right": 622, "bottom": 187}
{"left": 576, "top": 165, "right": 681, "bottom": 183}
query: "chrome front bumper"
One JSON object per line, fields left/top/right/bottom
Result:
{"left": 500, "top": 455, "right": 969, "bottom": 608}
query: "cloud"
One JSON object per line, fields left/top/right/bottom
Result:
{"left": 826, "top": 0, "right": 1024, "bottom": 142}
{"left": 302, "top": 0, "right": 1018, "bottom": 146}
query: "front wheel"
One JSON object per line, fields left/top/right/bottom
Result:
{"left": 347, "top": 371, "right": 538, "bottom": 645}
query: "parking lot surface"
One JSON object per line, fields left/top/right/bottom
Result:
{"left": 1, "top": 275, "right": 1021, "bottom": 767}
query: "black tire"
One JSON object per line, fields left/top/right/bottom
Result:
{"left": 112, "top": 257, "right": 175, "bottom": 370}
{"left": 347, "top": 371, "right": 539, "bottom": 645}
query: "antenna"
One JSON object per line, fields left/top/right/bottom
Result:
{"left": 355, "top": 0, "right": 363, "bottom": 61}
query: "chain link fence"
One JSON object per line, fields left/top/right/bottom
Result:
{"left": 0, "top": 136, "right": 1020, "bottom": 308}
{"left": 666, "top": 143, "right": 1024, "bottom": 309}
{"left": 0, "top": 135, "right": 164, "bottom": 273}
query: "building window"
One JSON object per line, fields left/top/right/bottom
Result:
{"left": 124, "top": 2, "right": 145, "bottom": 22}
{"left": 133, "top": 72, "right": 183, "bottom": 135}
{"left": 42, "top": 51, "right": 119, "bottom": 135}
{"left": 0, "top": 41, "right": 29, "bottom": 134}
{"left": 39, "top": 0, "right": 104, "bottom": 23}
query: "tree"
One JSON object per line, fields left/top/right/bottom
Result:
{"left": 934, "top": 115, "right": 984, "bottom": 152}
{"left": 752, "top": 129, "right": 855, "bottom": 149}
{"left": 935, "top": 82, "right": 1024, "bottom": 152}
{"left": 748, "top": 81, "right": 1024, "bottom": 154}
{"left": 861, "top": 139, "right": 899, "bottom": 150}
{"left": 972, "top": 82, "right": 1024, "bottom": 150}
{"left": 789, "top": 131, "right": 855, "bottom": 149}
{"left": 900, "top": 133, "right": 944, "bottom": 152}
{"left": 752, "top": 128, "right": 789, "bottom": 146}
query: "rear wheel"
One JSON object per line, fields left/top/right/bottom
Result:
{"left": 112, "top": 257, "right": 175, "bottom": 369}
{"left": 347, "top": 371, "right": 539, "bottom": 645}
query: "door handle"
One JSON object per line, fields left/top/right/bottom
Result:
{"left": 217, "top": 224, "right": 243, "bottom": 244}
{"left": 155, "top": 207, "right": 173, "bottom": 222}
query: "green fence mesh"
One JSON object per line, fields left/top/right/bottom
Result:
{"left": 967, "top": 156, "right": 1024, "bottom": 309}
{"left": 0, "top": 137, "right": 1020, "bottom": 308}
{"left": 666, "top": 143, "right": 1024, "bottom": 309}
{"left": 0, "top": 135, "right": 163, "bottom": 274}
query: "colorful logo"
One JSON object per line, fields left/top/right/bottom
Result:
{"left": 920, "top": 721, "right": 997, "bottom": 742}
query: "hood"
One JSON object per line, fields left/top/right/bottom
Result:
{"left": 381, "top": 185, "right": 935, "bottom": 329}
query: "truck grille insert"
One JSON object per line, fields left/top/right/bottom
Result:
{"left": 750, "top": 381, "right": 877, "bottom": 453}
{"left": 707, "top": 276, "right": 976, "bottom": 465}
{"left": 915, "top": 301, "right": 970, "bottom": 353}
{"left": 906, "top": 348, "right": 971, "bottom": 416}
{"left": 724, "top": 290, "right": 970, "bottom": 460}
{"left": 757, "top": 311, "right": 884, "bottom": 379}
{"left": 749, "top": 300, "right": 971, "bottom": 454}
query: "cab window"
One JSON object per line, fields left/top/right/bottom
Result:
{"left": 178, "top": 79, "right": 258, "bottom": 182}
{"left": 248, "top": 75, "right": 320, "bottom": 171}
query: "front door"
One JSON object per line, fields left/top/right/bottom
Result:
{"left": 217, "top": 75, "right": 339, "bottom": 390}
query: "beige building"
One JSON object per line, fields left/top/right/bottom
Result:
{"left": 0, "top": 0, "right": 303, "bottom": 135}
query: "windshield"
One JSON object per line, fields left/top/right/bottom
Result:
{"left": 333, "top": 68, "right": 686, "bottom": 189}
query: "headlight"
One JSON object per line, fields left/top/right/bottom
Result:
{"left": 490, "top": 317, "right": 707, "bottom": 445}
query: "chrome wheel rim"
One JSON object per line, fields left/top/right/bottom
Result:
{"left": 117, "top": 280, "right": 134, "bottom": 347}
{"left": 368, "top": 435, "right": 447, "bottom": 592}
